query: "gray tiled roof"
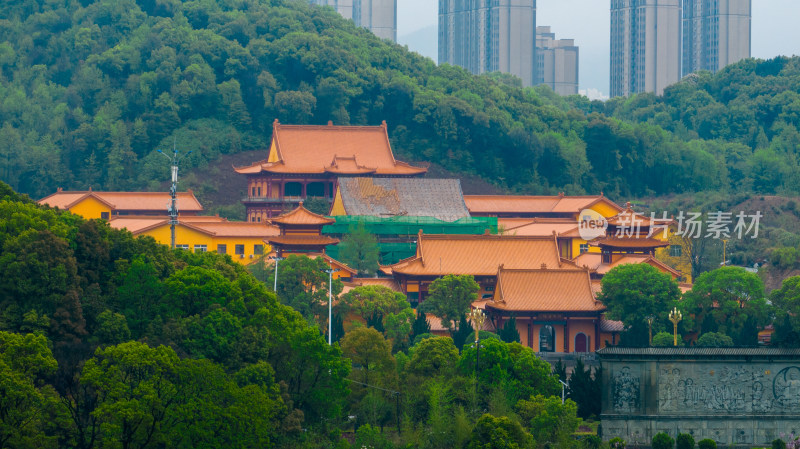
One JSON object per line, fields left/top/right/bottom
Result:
{"left": 598, "top": 347, "right": 800, "bottom": 357}
{"left": 337, "top": 177, "right": 470, "bottom": 222}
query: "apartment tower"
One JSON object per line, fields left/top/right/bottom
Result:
{"left": 311, "top": 0, "right": 397, "bottom": 42}
{"left": 682, "top": 0, "right": 751, "bottom": 76}
{"left": 536, "top": 26, "right": 579, "bottom": 95}
{"left": 439, "top": 0, "right": 537, "bottom": 87}
{"left": 610, "top": 0, "right": 682, "bottom": 97}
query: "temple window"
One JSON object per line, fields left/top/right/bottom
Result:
{"left": 307, "top": 182, "right": 325, "bottom": 197}
{"left": 670, "top": 245, "right": 682, "bottom": 257}
{"left": 217, "top": 244, "right": 227, "bottom": 254}
{"left": 194, "top": 244, "right": 207, "bottom": 253}
{"left": 285, "top": 182, "right": 302, "bottom": 197}
{"left": 254, "top": 244, "right": 264, "bottom": 256}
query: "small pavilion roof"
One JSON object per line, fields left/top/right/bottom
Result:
{"left": 487, "top": 268, "right": 604, "bottom": 313}
{"left": 234, "top": 120, "right": 426, "bottom": 176}
{"left": 270, "top": 203, "right": 335, "bottom": 226}
{"left": 265, "top": 235, "right": 340, "bottom": 246}
{"left": 592, "top": 237, "right": 669, "bottom": 249}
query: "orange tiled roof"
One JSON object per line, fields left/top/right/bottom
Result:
{"left": 503, "top": 218, "right": 581, "bottom": 237}
{"left": 233, "top": 120, "right": 426, "bottom": 176}
{"left": 189, "top": 221, "right": 280, "bottom": 238}
{"left": 108, "top": 217, "right": 278, "bottom": 237}
{"left": 270, "top": 203, "right": 335, "bottom": 226}
{"left": 388, "top": 233, "right": 575, "bottom": 277}
{"left": 39, "top": 190, "right": 203, "bottom": 212}
{"left": 266, "top": 235, "right": 340, "bottom": 246}
{"left": 488, "top": 268, "right": 604, "bottom": 313}
{"left": 464, "top": 194, "right": 621, "bottom": 215}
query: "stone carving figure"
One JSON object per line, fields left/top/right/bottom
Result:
{"left": 614, "top": 366, "right": 640, "bottom": 413}
{"left": 774, "top": 366, "right": 800, "bottom": 409}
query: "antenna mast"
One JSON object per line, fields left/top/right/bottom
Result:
{"left": 158, "top": 139, "right": 191, "bottom": 249}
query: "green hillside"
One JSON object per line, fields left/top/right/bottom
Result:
{"left": 3, "top": 0, "right": 799, "bottom": 204}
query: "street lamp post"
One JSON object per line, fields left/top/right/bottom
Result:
{"left": 559, "top": 379, "right": 569, "bottom": 405}
{"left": 646, "top": 315, "right": 655, "bottom": 346}
{"left": 669, "top": 307, "right": 683, "bottom": 346}
{"left": 272, "top": 256, "right": 284, "bottom": 292}
{"left": 323, "top": 267, "right": 336, "bottom": 345}
{"left": 467, "top": 308, "right": 486, "bottom": 399}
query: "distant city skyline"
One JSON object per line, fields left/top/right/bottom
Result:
{"left": 397, "top": 0, "right": 800, "bottom": 99}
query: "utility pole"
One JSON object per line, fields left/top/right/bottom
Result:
{"left": 157, "top": 141, "right": 191, "bottom": 249}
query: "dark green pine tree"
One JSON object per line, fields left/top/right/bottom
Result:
{"left": 568, "top": 358, "right": 601, "bottom": 419}
{"left": 497, "top": 315, "right": 520, "bottom": 343}
{"left": 451, "top": 314, "right": 473, "bottom": 350}
{"left": 410, "top": 308, "right": 431, "bottom": 342}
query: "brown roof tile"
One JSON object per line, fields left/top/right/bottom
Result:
{"left": 388, "top": 233, "right": 574, "bottom": 277}
{"left": 593, "top": 237, "right": 669, "bottom": 249}
{"left": 488, "top": 268, "right": 604, "bottom": 313}
{"left": 234, "top": 121, "right": 426, "bottom": 176}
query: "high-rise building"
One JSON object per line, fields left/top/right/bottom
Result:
{"left": 439, "top": 0, "right": 537, "bottom": 87}
{"left": 536, "top": 26, "right": 579, "bottom": 96}
{"left": 610, "top": 0, "right": 682, "bottom": 97}
{"left": 311, "top": 0, "right": 397, "bottom": 42}
{"left": 682, "top": 0, "right": 751, "bottom": 76}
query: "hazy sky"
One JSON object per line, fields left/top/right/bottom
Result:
{"left": 397, "top": 0, "right": 800, "bottom": 98}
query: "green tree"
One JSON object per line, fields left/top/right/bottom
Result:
{"left": 339, "top": 285, "right": 415, "bottom": 348}
{"left": 597, "top": 264, "right": 681, "bottom": 346}
{"left": 676, "top": 433, "right": 695, "bottom": 449}
{"left": 516, "top": 395, "right": 579, "bottom": 448}
{"left": 0, "top": 331, "right": 60, "bottom": 449}
{"left": 340, "top": 327, "right": 395, "bottom": 386}
{"left": 410, "top": 308, "right": 431, "bottom": 343}
{"left": 498, "top": 316, "right": 521, "bottom": 343}
{"left": 266, "top": 255, "right": 343, "bottom": 323}
{"left": 407, "top": 336, "right": 460, "bottom": 378}
{"left": 80, "top": 341, "right": 182, "bottom": 449}
{"left": 682, "top": 266, "right": 768, "bottom": 345}
{"left": 567, "top": 358, "right": 601, "bottom": 419}
{"left": 770, "top": 276, "right": 800, "bottom": 347}
{"left": 422, "top": 275, "right": 479, "bottom": 333}
{"left": 466, "top": 414, "right": 534, "bottom": 449}
{"left": 337, "top": 224, "right": 380, "bottom": 276}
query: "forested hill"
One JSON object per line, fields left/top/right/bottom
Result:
{"left": 1, "top": 0, "right": 800, "bottom": 203}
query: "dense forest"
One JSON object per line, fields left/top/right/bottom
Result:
{"left": 1, "top": 0, "right": 800, "bottom": 204}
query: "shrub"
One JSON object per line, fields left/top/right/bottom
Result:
{"left": 583, "top": 435, "right": 603, "bottom": 449}
{"left": 609, "top": 437, "right": 626, "bottom": 449}
{"left": 652, "top": 432, "right": 675, "bottom": 449}
{"left": 773, "top": 439, "right": 786, "bottom": 449}
{"left": 677, "top": 433, "right": 695, "bottom": 449}
{"left": 653, "top": 332, "right": 682, "bottom": 347}
{"left": 695, "top": 332, "right": 734, "bottom": 347}
{"left": 698, "top": 438, "right": 717, "bottom": 449}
